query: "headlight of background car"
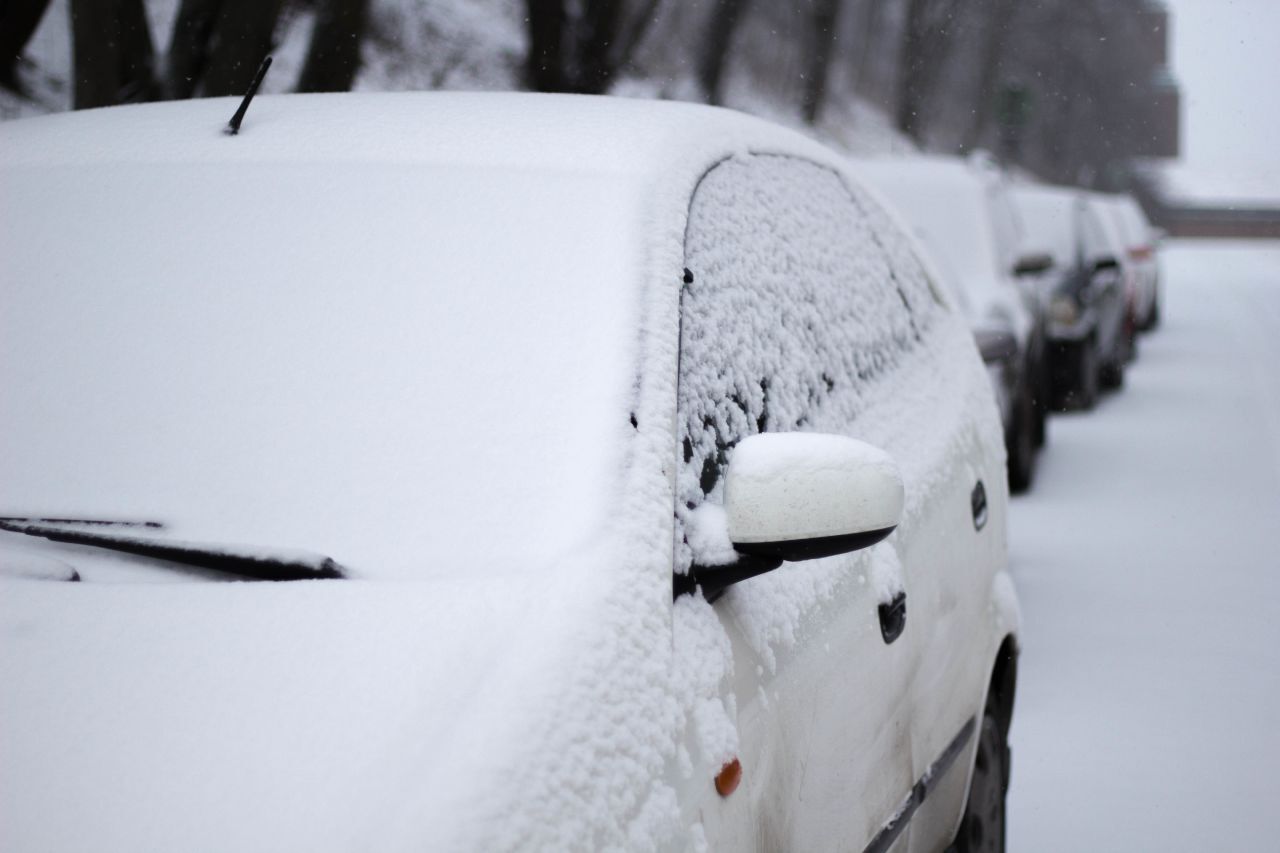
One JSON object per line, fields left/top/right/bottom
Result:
{"left": 1049, "top": 295, "right": 1079, "bottom": 326}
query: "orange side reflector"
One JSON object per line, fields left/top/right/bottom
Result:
{"left": 715, "top": 758, "right": 742, "bottom": 797}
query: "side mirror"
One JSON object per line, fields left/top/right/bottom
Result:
{"left": 727, "top": 433, "right": 904, "bottom": 559}
{"left": 1013, "top": 252, "right": 1053, "bottom": 277}
{"left": 683, "top": 433, "right": 904, "bottom": 602}
{"left": 973, "top": 327, "right": 1018, "bottom": 364}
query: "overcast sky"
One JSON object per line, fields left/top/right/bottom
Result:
{"left": 1163, "top": 0, "right": 1280, "bottom": 189}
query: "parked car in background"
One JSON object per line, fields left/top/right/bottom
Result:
{"left": 1105, "top": 194, "right": 1163, "bottom": 331}
{"left": 0, "top": 93, "right": 1020, "bottom": 853}
{"left": 1090, "top": 193, "right": 1142, "bottom": 364}
{"left": 853, "top": 155, "right": 1050, "bottom": 492}
{"left": 1012, "top": 184, "right": 1130, "bottom": 409}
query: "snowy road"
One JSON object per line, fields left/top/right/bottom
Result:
{"left": 1008, "top": 240, "right": 1280, "bottom": 850}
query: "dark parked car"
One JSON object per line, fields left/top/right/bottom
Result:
{"left": 1012, "top": 184, "right": 1129, "bottom": 409}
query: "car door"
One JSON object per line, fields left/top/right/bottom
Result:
{"left": 1080, "top": 199, "right": 1127, "bottom": 360}
{"left": 673, "top": 153, "right": 947, "bottom": 851}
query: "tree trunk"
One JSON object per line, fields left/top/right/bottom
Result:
{"left": 571, "top": 0, "right": 621, "bottom": 93}
{"left": 801, "top": 0, "right": 842, "bottom": 125}
{"left": 697, "top": 0, "right": 750, "bottom": 105}
{"left": 70, "top": 0, "right": 158, "bottom": 108}
{"left": 894, "top": 0, "right": 957, "bottom": 143}
{"left": 297, "top": 0, "right": 368, "bottom": 92}
{"left": 962, "top": 0, "right": 1017, "bottom": 151}
{"left": 525, "top": 0, "right": 566, "bottom": 91}
{"left": 199, "top": 0, "right": 282, "bottom": 97}
{"left": 0, "top": 0, "right": 52, "bottom": 91}
{"left": 165, "top": 0, "right": 221, "bottom": 99}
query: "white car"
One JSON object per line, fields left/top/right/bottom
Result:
{"left": 0, "top": 93, "right": 1020, "bottom": 853}
{"left": 1104, "top": 194, "right": 1163, "bottom": 331}
{"left": 850, "top": 155, "right": 1050, "bottom": 493}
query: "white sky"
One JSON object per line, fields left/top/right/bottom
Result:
{"left": 1163, "top": 0, "right": 1280, "bottom": 192}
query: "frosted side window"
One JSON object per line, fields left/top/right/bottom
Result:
{"left": 676, "top": 154, "right": 938, "bottom": 568}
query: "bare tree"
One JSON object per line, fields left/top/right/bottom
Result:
{"left": 894, "top": 0, "right": 960, "bottom": 142}
{"left": 70, "top": 0, "right": 158, "bottom": 108}
{"left": 0, "top": 0, "right": 51, "bottom": 92}
{"left": 961, "top": 0, "right": 1018, "bottom": 151}
{"left": 801, "top": 0, "right": 843, "bottom": 124}
{"left": 696, "top": 0, "right": 750, "bottom": 105}
{"left": 524, "top": 0, "right": 662, "bottom": 94}
{"left": 165, "top": 0, "right": 283, "bottom": 99}
{"left": 297, "top": 0, "right": 369, "bottom": 92}
{"left": 525, "top": 0, "right": 568, "bottom": 91}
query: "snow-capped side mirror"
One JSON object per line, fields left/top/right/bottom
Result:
{"left": 675, "top": 433, "right": 904, "bottom": 603}
{"left": 974, "top": 327, "right": 1018, "bottom": 364}
{"left": 1013, "top": 252, "right": 1054, "bottom": 277}
{"left": 725, "top": 432, "right": 903, "bottom": 562}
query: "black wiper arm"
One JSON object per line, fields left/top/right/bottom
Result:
{"left": 0, "top": 519, "right": 346, "bottom": 581}
{"left": 0, "top": 516, "right": 163, "bottom": 529}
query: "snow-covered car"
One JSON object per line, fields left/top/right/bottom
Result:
{"left": 851, "top": 155, "right": 1049, "bottom": 492}
{"left": 1089, "top": 192, "right": 1141, "bottom": 364}
{"left": 1104, "top": 194, "right": 1163, "bottom": 331}
{"left": 1012, "top": 183, "right": 1130, "bottom": 408}
{"left": 0, "top": 93, "right": 1020, "bottom": 853}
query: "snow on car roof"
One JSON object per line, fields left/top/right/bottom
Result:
{"left": 0, "top": 90, "right": 832, "bottom": 174}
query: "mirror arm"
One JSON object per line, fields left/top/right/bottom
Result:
{"left": 673, "top": 526, "right": 898, "bottom": 603}
{"left": 675, "top": 554, "right": 784, "bottom": 603}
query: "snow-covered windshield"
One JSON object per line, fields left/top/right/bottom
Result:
{"left": 1013, "top": 186, "right": 1078, "bottom": 269}
{"left": 0, "top": 161, "right": 647, "bottom": 580}
{"left": 857, "top": 165, "right": 1000, "bottom": 284}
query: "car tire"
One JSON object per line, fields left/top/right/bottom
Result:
{"left": 1074, "top": 339, "right": 1099, "bottom": 411}
{"left": 947, "top": 704, "right": 1008, "bottom": 853}
{"left": 1032, "top": 358, "right": 1049, "bottom": 449}
{"left": 1006, "top": 391, "right": 1036, "bottom": 494}
{"left": 1145, "top": 293, "right": 1161, "bottom": 331}
{"left": 1099, "top": 351, "right": 1125, "bottom": 390}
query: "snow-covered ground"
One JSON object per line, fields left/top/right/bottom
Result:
{"left": 1008, "top": 240, "right": 1280, "bottom": 849}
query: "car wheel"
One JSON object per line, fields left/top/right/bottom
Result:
{"left": 1006, "top": 391, "right": 1036, "bottom": 494}
{"left": 948, "top": 708, "right": 1008, "bottom": 853}
{"left": 1099, "top": 350, "right": 1125, "bottom": 390}
{"left": 1032, "top": 361, "right": 1049, "bottom": 448}
{"left": 1145, "top": 293, "right": 1161, "bottom": 331}
{"left": 1062, "top": 339, "right": 1100, "bottom": 411}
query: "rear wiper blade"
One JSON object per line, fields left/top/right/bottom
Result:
{"left": 0, "top": 518, "right": 346, "bottom": 581}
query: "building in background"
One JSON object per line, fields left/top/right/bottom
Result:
{"left": 1132, "top": 0, "right": 1180, "bottom": 159}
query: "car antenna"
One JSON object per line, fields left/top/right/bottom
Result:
{"left": 225, "top": 55, "right": 272, "bottom": 136}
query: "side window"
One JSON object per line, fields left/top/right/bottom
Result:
{"left": 987, "top": 185, "right": 1024, "bottom": 273}
{"left": 1080, "top": 204, "right": 1112, "bottom": 263}
{"left": 676, "top": 154, "right": 938, "bottom": 570}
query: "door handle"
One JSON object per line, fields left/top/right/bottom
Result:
{"left": 879, "top": 591, "right": 906, "bottom": 644}
{"left": 971, "top": 480, "right": 988, "bottom": 531}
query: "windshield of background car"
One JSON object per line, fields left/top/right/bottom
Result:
{"left": 1013, "top": 188, "right": 1079, "bottom": 269}
{"left": 856, "top": 166, "right": 1003, "bottom": 311}
{"left": 0, "top": 160, "right": 648, "bottom": 580}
